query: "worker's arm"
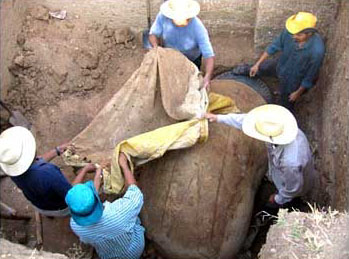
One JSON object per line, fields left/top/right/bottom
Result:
{"left": 149, "top": 34, "right": 159, "bottom": 48}
{"left": 250, "top": 51, "right": 269, "bottom": 77}
{"left": 72, "top": 163, "right": 96, "bottom": 185}
{"left": 289, "top": 47, "right": 325, "bottom": 102}
{"left": 93, "top": 168, "right": 103, "bottom": 192}
{"left": 203, "top": 56, "right": 215, "bottom": 89}
{"left": 195, "top": 20, "right": 215, "bottom": 89}
{"left": 274, "top": 166, "right": 304, "bottom": 205}
{"left": 119, "top": 152, "right": 137, "bottom": 188}
{"left": 149, "top": 13, "right": 163, "bottom": 48}
{"left": 289, "top": 86, "right": 306, "bottom": 102}
{"left": 39, "top": 142, "right": 70, "bottom": 162}
{"left": 109, "top": 154, "right": 142, "bottom": 222}
{"left": 205, "top": 113, "right": 246, "bottom": 131}
{"left": 251, "top": 30, "right": 286, "bottom": 77}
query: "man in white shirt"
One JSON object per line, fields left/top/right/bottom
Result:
{"left": 205, "top": 104, "right": 316, "bottom": 210}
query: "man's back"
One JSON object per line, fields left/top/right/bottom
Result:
{"left": 11, "top": 158, "right": 71, "bottom": 211}
{"left": 71, "top": 185, "right": 145, "bottom": 259}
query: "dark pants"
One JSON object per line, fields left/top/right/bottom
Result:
{"left": 192, "top": 54, "right": 202, "bottom": 70}
{"left": 237, "top": 59, "right": 295, "bottom": 113}
{"left": 256, "top": 58, "right": 295, "bottom": 113}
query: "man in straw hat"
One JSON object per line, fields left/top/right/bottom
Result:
{"left": 234, "top": 12, "right": 325, "bottom": 112}
{"left": 205, "top": 105, "right": 316, "bottom": 210}
{"left": 65, "top": 152, "right": 145, "bottom": 259}
{"left": 0, "top": 126, "right": 96, "bottom": 217}
{"left": 149, "top": 0, "right": 215, "bottom": 89}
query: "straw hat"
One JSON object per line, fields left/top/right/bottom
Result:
{"left": 65, "top": 181, "right": 103, "bottom": 226}
{"left": 0, "top": 126, "right": 36, "bottom": 176}
{"left": 286, "top": 12, "right": 317, "bottom": 34}
{"left": 242, "top": 104, "right": 298, "bottom": 145}
{"left": 160, "top": 0, "right": 200, "bottom": 21}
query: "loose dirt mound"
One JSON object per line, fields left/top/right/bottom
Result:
{"left": 0, "top": 4, "right": 145, "bottom": 254}
{"left": 259, "top": 207, "right": 349, "bottom": 259}
{"left": 5, "top": 5, "right": 143, "bottom": 121}
{"left": 0, "top": 238, "right": 67, "bottom": 259}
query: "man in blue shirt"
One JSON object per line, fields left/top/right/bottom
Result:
{"left": 0, "top": 126, "right": 96, "bottom": 217}
{"left": 236, "top": 12, "right": 325, "bottom": 112}
{"left": 149, "top": 0, "right": 215, "bottom": 89}
{"left": 66, "top": 152, "right": 145, "bottom": 259}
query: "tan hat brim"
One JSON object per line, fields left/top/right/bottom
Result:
{"left": 242, "top": 105, "right": 298, "bottom": 145}
{"left": 0, "top": 127, "right": 36, "bottom": 177}
{"left": 160, "top": 0, "right": 200, "bottom": 20}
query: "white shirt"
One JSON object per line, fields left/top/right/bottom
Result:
{"left": 217, "top": 114, "right": 315, "bottom": 204}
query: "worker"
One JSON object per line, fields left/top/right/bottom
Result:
{"left": 205, "top": 105, "right": 316, "bottom": 211}
{"left": 65, "top": 152, "right": 145, "bottom": 259}
{"left": 149, "top": 0, "right": 215, "bottom": 89}
{"left": 0, "top": 126, "right": 96, "bottom": 217}
{"left": 234, "top": 12, "right": 325, "bottom": 112}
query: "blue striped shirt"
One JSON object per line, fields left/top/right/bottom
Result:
{"left": 70, "top": 185, "right": 145, "bottom": 259}
{"left": 149, "top": 13, "right": 215, "bottom": 61}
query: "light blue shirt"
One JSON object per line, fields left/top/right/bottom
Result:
{"left": 70, "top": 185, "right": 145, "bottom": 259}
{"left": 149, "top": 13, "right": 215, "bottom": 61}
{"left": 217, "top": 113, "right": 315, "bottom": 204}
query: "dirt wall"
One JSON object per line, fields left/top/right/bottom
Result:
{"left": 0, "top": 0, "right": 259, "bottom": 100}
{"left": 297, "top": 0, "right": 349, "bottom": 211}
{"left": 253, "top": 0, "right": 349, "bottom": 212}
{"left": 254, "top": 0, "right": 338, "bottom": 53}
{"left": 0, "top": 0, "right": 27, "bottom": 100}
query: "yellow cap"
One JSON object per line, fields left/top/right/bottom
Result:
{"left": 286, "top": 12, "right": 317, "bottom": 34}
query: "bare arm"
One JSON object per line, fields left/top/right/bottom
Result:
{"left": 250, "top": 51, "right": 269, "bottom": 77}
{"left": 289, "top": 86, "right": 306, "bottom": 102}
{"left": 72, "top": 163, "right": 96, "bottom": 185}
{"left": 39, "top": 142, "right": 70, "bottom": 162}
{"left": 94, "top": 168, "right": 103, "bottom": 192}
{"left": 119, "top": 152, "right": 137, "bottom": 188}
{"left": 203, "top": 56, "right": 215, "bottom": 89}
{"left": 149, "top": 34, "right": 159, "bottom": 48}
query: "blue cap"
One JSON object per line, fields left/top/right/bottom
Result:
{"left": 65, "top": 181, "right": 103, "bottom": 226}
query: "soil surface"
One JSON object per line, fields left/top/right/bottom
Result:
{"left": 259, "top": 209, "right": 349, "bottom": 259}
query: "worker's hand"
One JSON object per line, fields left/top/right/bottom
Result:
{"left": 99, "top": 158, "right": 111, "bottom": 169}
{"left": 83, "top": 163, "right": 97, "bottom": 173}
{"left": 289, "top": 90, "right": 301, "bottom": 102}
{"left": 119, "top": 152, "right": 129, "bottom": 168}
{"left": 249, "top": 64, "right": 259, "bottom": 77}
{"left": 57, "top": 142, "right": 72, "bottom": 153}
{"left": 203, "top": 76, "right": 211, "bottom": 91}
{"left": 204, "top": 113, "right": 217, "bottom": 122}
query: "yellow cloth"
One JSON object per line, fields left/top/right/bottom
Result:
{"left": 103, "top": 92, "right": 240, "bottom": 194}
